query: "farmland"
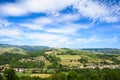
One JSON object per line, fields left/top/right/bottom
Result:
{"left": 0, "top": 44, "right": 120, "bottom": 80}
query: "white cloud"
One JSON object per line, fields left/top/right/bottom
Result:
{"left": 0, "top": 0, "right": 119, "bottom": 22}
{"left": 18, "top": 13, "right": 90, "bottom": 34}
{"left": 24, "top": 32, "right": 72, "bottom": 47}
{"left": 0, "top": 28, "right": 22, "bottom": 39}
{"left": 0, "top": 0, "right": 78, "bottom": 16}
{"left": 76, "top": 37, "right": 101, "bottom": 43}
{"left": 33, "top": 17, "right": 53, "bottom": 25}
{"left": 76, "top": 36, "right": 118, "bottom": 44}
{"left": 0, "top": 19, "right": 11, "bottom": 27}
{"left": 45, "top": 24, "right": 90, "bottom": 34}
{"left": 19, "top": 16, "right": 54, "bottom": 30}
{"left": 22, "top": 0, "right": 77, "bottom": 12}
{"left": 106, "top": 35, "right": 118, "bottom": 43}
{"left": 58, "top": 14, "right": 80, "bottom": 22}
{"left": 0, "top": 38, "right": 14, "bottom": 42}
{"left": 0, "top": 3, "right": 27, "bottom": 16}
{"left": 20, "top": 23, "right": 43, "bottom": 30}
{"left": 32, "top": 13, "right": 80, "bottom": 25}
{"left": 75, "top": 0, "right": 119, "bottom": 22}
{"left": 25, "top": 33, "right": 66, "bottom": 41}
{"left": 76, "top": 0, "right": 107, "bottom": 18}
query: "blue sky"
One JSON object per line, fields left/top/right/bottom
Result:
{"left": 0, "top": 0, "right": 120, "bottom": 48}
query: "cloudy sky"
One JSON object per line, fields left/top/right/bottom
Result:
{"left": 0, "top": 0, "right": 120, "bottom": 48}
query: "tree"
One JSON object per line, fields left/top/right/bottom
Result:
{"left": 0, "top": 74, "right": 6, "bottom": 80}
{"left": 38, "top": 61, "right": 45, "bottom": 73}
{"left": 67, "top": 71, "right": 78, "bottom": 80}
{"left": 76, "top": 74, "right": 86, "bottom": 80}
{"left": 90, "top": 73, "right": 101, "bottom": 80}
{"left": 4, "top": 68, "right": 19, "bottom": 80}
{"left": 58, "top": 72, "right": 67, "bottom": 80}
{"left": 52, "top": 72, "right": 67, "bottom": 80}
{"left": 103, "top": 69, "right": 120, "bottom": 80}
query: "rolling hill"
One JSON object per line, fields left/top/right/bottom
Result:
{"left": 0, "top": 44, "right": 50, "bottom": 55}
{"left": 0, "top": 44, "right": 119, "bottom": 68}
{"left": 81, "top": 48, "right": 120, "bottom": 54}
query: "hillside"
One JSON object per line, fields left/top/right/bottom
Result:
{"left": 81, "top": 48, "right": 120, "bottom": 54}
{"left": 0, "top": 44, "right": 50, "bottom": 55}
{"left": 0, "top": 44, "right": 119, "bottom": 69}
{"left": 0, "top": 47, "right": 27, "bottom": 55}
{"left": 45, "top": 48, "right": 120, "bottom": 66}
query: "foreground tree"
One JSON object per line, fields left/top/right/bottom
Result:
{"left": 52, "top": 72, "right": 67, "bottom": 80}
{"left": 4, "top": 68, "right": 19, "bottom": 80}
{"left": 103, "top": 69, "right": 120, "bottom": 80}
{"left": 0, "top": 74, "right": 6, "bottom": 80}
{"left": 67, "top": 71, "right": 78, "bottom": 80}
{"left": 76, "top": 74, "right": 86, "bottom": 80}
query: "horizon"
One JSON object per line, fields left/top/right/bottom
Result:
{"left": 0, "top": 0, "right": 120, "bottom": 48}
{"left": 0, "top": 43, "right": 120, "bottom": 49}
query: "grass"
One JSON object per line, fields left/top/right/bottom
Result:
{"left": 17, "top": 71, "right": 51, "bottom": 78}
{"left": 17, "top": 72, "right": 31, "bottom": 77}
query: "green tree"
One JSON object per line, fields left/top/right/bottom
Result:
{"left": 52, "top": 72, "right": 67, "bottom": 80}
{"left": 38, "top": 61, "right": 45, "bottom": 73}
{"left": 90, "top": 73, "right": 101, "bottom": 80}
{"left": 67, "top": 71, "right": 78, "bottom": 80}
{"left": 0, "top": 74, "right": 6, "bottom": 80}
{"left": 103, "top": 69, "right": 120, "bottom": 80}
{"left": 4, "top": 68, "right": 19, "bottom": 80}
{"left": 76, "top": 74, "right": 86, "bottom": 80}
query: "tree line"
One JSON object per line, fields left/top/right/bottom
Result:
{"left": 0, "top": 68, "right": 120, "bottom": 80}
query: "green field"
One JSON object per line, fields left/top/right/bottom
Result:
{"left": 17, "top": 72, "right": 51, "bottom": 78}
{"left": 17, "top": 72, "right": 31, "bottom": 77}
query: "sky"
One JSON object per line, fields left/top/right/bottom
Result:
{"left": 0, "top": 0, "right": 120, "bottom": 48}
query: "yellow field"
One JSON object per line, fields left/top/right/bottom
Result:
{"left": 116, "top": 56, "right": 120, "bottom": 60}
{"left": 56, "top": 55, "right": 81, "bottom": 66}
{"left": 31, "top": 74, "right": 51, "bottom": 78}
{"left": 56, "top": 55, "right": 81, "bottom": 59}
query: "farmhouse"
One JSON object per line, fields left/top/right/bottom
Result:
{"left": 56, "top": 55, "right": 81, "bottom": 67}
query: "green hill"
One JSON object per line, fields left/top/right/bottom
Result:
{"left": 0, "top": 47, "right": 27, "bottom": 55}
{"left": 0, "top": 44, "right": 119, "bottom": 68}
{"left": 0, "top": 44, "right": 50, "bottom": 55}
{"left": 81, "top": 48, "right": 120, "bottom": 54}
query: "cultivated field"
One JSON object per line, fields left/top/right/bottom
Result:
{"left": 56, "top": 55, "right": 81, "bottom": 59}
{"left": 31, "top": 74, "right": 51, "bottom": 78}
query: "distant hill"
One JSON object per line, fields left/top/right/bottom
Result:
{"left": 0, "top": 47, "right": 27, "bottom": 55}
{"left": 0, "top": 44, "right": 50, "bottom": 54}
{"left": 0, "top": 44, "right": 120, "bottom": 54}
{"left": 0, "top": 44, "right": 15, "bottom": 47}
{"left": 81, "top": 48, "right": 120, "bottom": 54}
{"left": 19, "top": 45, "right": 50, "bottom": 52}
